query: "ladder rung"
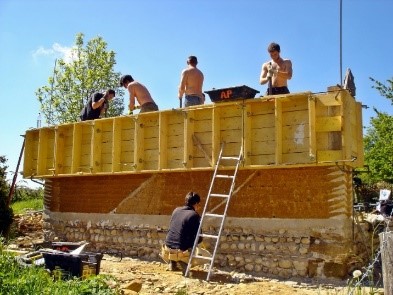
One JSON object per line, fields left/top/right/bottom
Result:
{"left": 221, "top": 156, "right": 240, "bottom": 161}
{"left": 216, "top": 174, "right": 234, "bottom": 179}
{"left": 205, "top": 213, "right": 224, "bottom": 218}
{"left": 210, "top": 193, "right": 230, "bottom": 198}
{"left": 193, "top": 255, "right": 213, "bottom": 261}
{"left": 200, "top": 233, "right": 219, "bottom": 239}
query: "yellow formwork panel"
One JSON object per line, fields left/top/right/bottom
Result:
{"left": 22, "top": 89, "right": 364, "bottom": 178}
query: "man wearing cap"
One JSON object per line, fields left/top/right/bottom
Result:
{"left": 119, "top": 75, "right": 159, "bottom": 113}
{"left": 178, "top": 56, "right": 205, "bottom": 107}
{"left": 80, "top": 89, "right": 115, "bottom": 121}
{"left": 260, "top": 42, "right": 293, "bottom": 95}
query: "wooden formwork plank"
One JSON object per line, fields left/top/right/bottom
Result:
{"left": 308, "top": 96, "right": 317, "bottom": 162}
{"left": 317, "top": 150, "right": 343, "bottom": 163}
{"left": 23, "top": 130, "right": 39, "bottom": 177}
{"left": 243, "top": 104, "right": 252, "bottom": 166}
{"left": 71, "top": 124, "right": 82, "bottom": 173}
{"left": 315, "top": 92, "right": 342, "bottom": 106}
{"left": 159, "top": 112, "right": 168, "bottom": 169}
{"left": 134, "top": 118, "right": 144, "bottom": 171}
{"left": 212, "top": 107, "right": 220, "bottom": 166}
{"left": 342, "top": 92, "right": 353, "bottom": 161}
{"left": 275, "top": 99, "right": 283, "bottom": 164}
{"left": 37, "top": 129, "right": 49, "bottom": 176}
{"left": 91, "top": 122, "right": 103, "bottom": 173}
{"left": 54, "top": 127, "right": 65, "bottom": 175}
{"left": 112, "top": 117, "right": 122, "bottom": 173}
{"left": 315, "top": 116, "right": 342, "bottom": 132}
{"left": 184, "top": 110, "right": 194, "bottom": 169}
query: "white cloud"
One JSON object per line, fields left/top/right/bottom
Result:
{"left": 32, "top": 43, "right": 78, "bottom": 63}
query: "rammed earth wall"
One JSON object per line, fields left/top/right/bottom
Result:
{"left": 42, "top": 166, "right": 370, "bottom": 279}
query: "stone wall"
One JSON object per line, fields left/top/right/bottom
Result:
{"left": 43, "top": 212, "right": 370, "bottom": 279}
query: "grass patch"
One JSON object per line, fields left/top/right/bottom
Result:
{"left": 0, "top": 243, "right": 121, "bottom": 295}
{"left": 11, "top": 198, "right": 43, "bottom": 214}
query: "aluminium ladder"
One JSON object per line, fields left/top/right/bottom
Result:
{"left": 185, "top": 143, "right": 243, "bottom": 281}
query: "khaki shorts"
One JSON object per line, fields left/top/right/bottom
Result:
{"left": 160, "top": 244, "right": 211, "bottom": 267}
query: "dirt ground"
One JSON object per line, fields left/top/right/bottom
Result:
{"left": 9, "top": 212, "right": 384, "bottom": 295}
{"left": 99, "top": 254, "right": 372, "bottom": 295}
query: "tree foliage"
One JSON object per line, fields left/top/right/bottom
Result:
{"left": 364, "top": 78, "right": 393, "bottom": 183}
{"left": 36, "top": 33, "right": 124, "bottom": 125}
{"left": 0, "top": 156, "right": 13, "bottom": 237}
{"left": 370, "top": 77, "right": 393, "bottom": 103}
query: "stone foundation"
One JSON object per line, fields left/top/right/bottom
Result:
{"left": 43, "top": 212, "right": 369, "bottom": 279}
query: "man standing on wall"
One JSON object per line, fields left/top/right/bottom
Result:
{"left": 120, "top": 74, "right": 159, "bottom": 113}
{"left": 163, "top": 192, "right": 203, "bottom": 272}
{"left": 80, "top": 89, "right": 115, "bottom": 121}
{"left": 178, "top": 56, "right": 205, "bottom": 107}
{"left": 259, "top": 42, "right": 293, "bottom": 95}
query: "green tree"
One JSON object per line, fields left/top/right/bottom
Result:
{"left": 364, "top": 78, "right": 393, "bottom": 183}
{"left": 36, "top": 33, "right": 124, "bottom": 125}
{"left": 0, "top": 156, "right": 13, "bottom": 237}
{"left": 370, "top": 77, "right": 393, "bottom": 103}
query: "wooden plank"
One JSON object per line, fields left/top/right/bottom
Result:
{"left": 315, "top": 93, "right": 342, "bottom": 106}
{"left": 112, "top": 118, "right": 122, "bottom": 172}
{"left": 91, "top": 122, "right": 103, "bottom": 173}
{"left": 243, "top": 104, "right": 252, "bottom": 166}
{"left": 282, "top": 109, "right": 309, "bottom": 126}
{"left": 308, "top": 96, "right": 317, "bottom": 162}
{"left": 159, "top": 112, "right": 168, "bottom": 169}
{"left": 53, "top": 127, "right": 64, "bottom": 175}
{"left": 275, "top": 99, "right": 283, "bottom": 164}
{"left": 212, "top": 107, "right": 220, "bottom": 166}
{"left": 134, "top": 119, "right": 144, "bottom": 171}
{"left": 37, "top": 129, "right": 49, "bottom": 176}
{"left": 184, "top": 111, "right": 194, "bottom": 169}
{"left": 23, "top": 130, "right": 39, "bottom": 177}
{"left": 342, "top": 93, "right": 352, "bottom": 161}
{"left": 71, "top": 124, "right": 82, "bottom": 173}
{"left": 317, "top": 150, "right": 343, "bottom": 163}
{"left": 315, "top": 116, "right": 342, "bottom": 132}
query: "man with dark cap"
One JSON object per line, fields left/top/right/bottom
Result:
{"left": 164, "top": 192, "right": 203, "bottom": 272}
{"left": 80, "top": 89, "right": 115, "bottom": 121}
{"left": 119, "top": 74, "right": 158, "bottom": 113}
{"left": 260, "top": 42, "right": 293, "bottom": 95}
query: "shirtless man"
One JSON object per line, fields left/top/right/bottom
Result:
{"left": 260, "top": 42, "right": 293, "bottom": 95}
{"left": 178, "top": 56, "right": 205, "bottom": 107}
{"left": 120, "top": 74, "right": 159, "bottom": 113}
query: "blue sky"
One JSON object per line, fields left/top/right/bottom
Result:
{"left": 1, "top": 0, "right": 392, "bottom": 187}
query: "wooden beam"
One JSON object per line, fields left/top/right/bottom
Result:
{"left": 134, "top": 118, "right": 144, "bottom": 171}
{"left": 112, "top": 117, "right": 122, "bottom": 172}
{"left": 159, "top": 113, "right": 168, "bottom": 169}
{"left": 91, "top": 121, "right": 102, "bottom": 174}
{"left": 37, "top": 129, "right": 49, "bottom": 176}
{"left": 184, "top": 111, "right": 194, "bottom": 169}
{"left": 308, "top": 95, "right": 316, "bottom": 162}
{"left": 212, "top": 106, "right": 221, "bottom": 166}
{"left": 71, "top": 124, "right": 82, "bottom": 174}
{"left": 243, "top": 104, "right": 252, "bottom": 166}
{"left": 275, "top": 99, "right": 282, "bottom": 164}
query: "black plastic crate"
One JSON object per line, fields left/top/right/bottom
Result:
{"left": 205, "top": 85, "right": 260, "bottom": 102}
{"left": 43, "top": 251, "right": 103, "bottom": 279}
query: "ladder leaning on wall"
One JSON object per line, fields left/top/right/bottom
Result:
{"left": 184, "top": 142, "right": 243, "bottom": 281}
